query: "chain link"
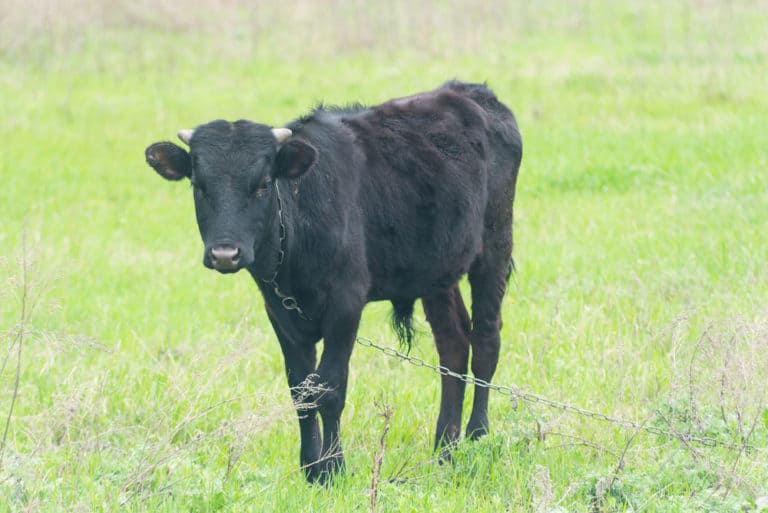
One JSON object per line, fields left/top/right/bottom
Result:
{"left": 355, "top": 336, "right": 758, "bottom": 452}
{"left": 261, "top": 181, "right": 310, "bottom": 321}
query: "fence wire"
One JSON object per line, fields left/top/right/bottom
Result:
{"left": 355, "top": 336, "right": 759, "bottom": 453}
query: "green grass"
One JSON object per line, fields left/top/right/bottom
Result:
{"left": 2, "top": 1, "right": 768, "bottom": 511}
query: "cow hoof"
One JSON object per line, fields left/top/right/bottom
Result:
{"left": 465, "top": 423, "right": 489, "bottom": 441}
{"left": 437, "top": 447, "right": 453, "bottom": 465}
{"left": 305, "top": 457, "right": 345, "bottom": 485}
{"left": 467, "top": 417, "right": 488, "bottom": 440}
{"left": 434, "top": 436, "right": 459, "bottom": 465}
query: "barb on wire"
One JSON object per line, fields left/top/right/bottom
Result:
{"left": 355, "top": 336, "right": 758, "bottom": 453}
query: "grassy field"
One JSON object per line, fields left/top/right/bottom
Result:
{"left": 1, "top": 1, "right": 768, "bottom": 511}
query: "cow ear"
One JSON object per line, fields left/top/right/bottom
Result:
{"left": 145, "top": 142, "right": 192, "bottom": 181}
{"left": 274, "top": 139, "right": 318, "bottom": 179}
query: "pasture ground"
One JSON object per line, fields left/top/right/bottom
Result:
{"left": 1, "top": 1, "right": 767, "bottom": 511}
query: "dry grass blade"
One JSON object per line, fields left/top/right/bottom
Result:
{"left": 543, "top": 431, "right": 618, "bottom": 458}
{"left": 369, "top": 400, "right": 393, "bottom": 513}
{"left": 0, "top": 230, "right": 32, "bottom": 474}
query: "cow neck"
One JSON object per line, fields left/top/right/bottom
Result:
{"left": 260, "top": 181, "right": 310, "bottom": 321}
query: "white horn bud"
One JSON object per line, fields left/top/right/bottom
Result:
{"left": 271, "top": 128, "right": 292, "bottom": 144}
{"left": 177, "top": 129, "right": 194, "bottom": 145}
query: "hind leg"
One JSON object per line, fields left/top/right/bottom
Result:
{"left": 466, "top": 229, "right": 513, "bottom": 439}
{"left": 423, "top": 285, "right": 472, "bottom": 455}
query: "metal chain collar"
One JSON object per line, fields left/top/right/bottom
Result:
{"left": 261, "top": 181, "right": 309, "bottom": 321}
{"left": 355, "top": 336, "right": 759, "bottom": 452}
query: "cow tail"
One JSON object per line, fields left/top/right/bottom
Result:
{"left": 390, "top": 299, "right": 416, "bottom": 352}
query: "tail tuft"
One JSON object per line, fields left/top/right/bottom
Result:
{"left": 391, "top": 299, "right": 416, "bottom": 352}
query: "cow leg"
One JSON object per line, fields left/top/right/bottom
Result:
{"left": 267, "top": 314, "right": 323, "bottom": 482}
{"left": 311, "top": 297, "right": 363, "bottom": 482}
{"left": 423, "top": 286, "right": 471, "bottom": 456}
{"left": 466, "top": 228, "right": 513, "bottom": 440}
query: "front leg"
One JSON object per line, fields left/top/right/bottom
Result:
{"left": 311, "top": 294, "right": 364, "bottom": 482}
{"left": 266, "top": 313, "right": 324, "bottom": 482}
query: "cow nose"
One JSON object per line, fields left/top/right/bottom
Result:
{"left": 210, "top": 245, "right": 241, "bottom": 270}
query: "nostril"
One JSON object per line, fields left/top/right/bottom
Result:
{"left": 210, "top": 245, "right": 241, "bottom": 269}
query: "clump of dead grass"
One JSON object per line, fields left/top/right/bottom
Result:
{"left": 669, "top": 316, "right": 768, "bottom": 449}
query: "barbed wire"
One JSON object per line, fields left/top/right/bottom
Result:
{"left": 355, "top": 336, "right": 759, "bottom": 453}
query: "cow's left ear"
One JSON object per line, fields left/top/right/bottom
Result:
{"left": 274, "top": 139, "right": 318, "bottom": 179}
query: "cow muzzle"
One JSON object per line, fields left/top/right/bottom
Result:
{"left": 207, "top": 245, "right": 242, "bottom": 272}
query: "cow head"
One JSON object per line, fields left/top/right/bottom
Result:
{"left": 144, "top": 120, "right": 318, "bottom": 274}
